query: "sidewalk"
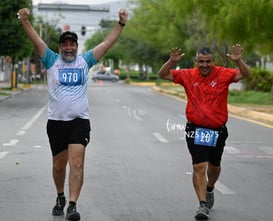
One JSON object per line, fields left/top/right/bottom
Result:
{"left": 228, "top": 104, "right": 273, "bottom": 125}
{"left": 0, "top": 82, "right": 32, "bottom": 102}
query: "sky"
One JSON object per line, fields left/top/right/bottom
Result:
{"left": 33, "top": 0, "right": 127, "bottom": 5}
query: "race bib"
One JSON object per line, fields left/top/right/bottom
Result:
{"left": 194, "top": 127, "right": 219, "bottom": 147}
{"left": 59, "top": 68, "right": 84, "bottom": 86}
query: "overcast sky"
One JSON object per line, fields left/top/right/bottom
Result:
{"left": 33, "top": 0, "right": 127, "bottom": 5}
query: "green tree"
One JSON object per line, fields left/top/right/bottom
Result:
{"left": 0, "top": 0, "right": 32, "bottom": 88}
{"left": 90, "top": 0, "right": 273, "bottom": 81}
{"left": 172, "top": 0, "right": 273, "bottom": 93}
{"left": 84, "top": 20, "right": 126, "bottom": 70}
{"left": 170, "top": 0, "right": 273, "bottom": 60}
{"left": 32, "top": 16, "right": 60, "bottom": 78}
{"left": 128, "top": 0, "right": 185, "bottom": 54}
{"left": 211, "top": 0, "right": 273, "bottom": 55}
{"left": 124, "top": 0, "right": 204, "bottom": 71}
{"left": 34, "top": 17, "right": 60, "bottom": 53}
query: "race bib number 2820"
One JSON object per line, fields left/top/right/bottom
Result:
{"left": 59, "top": 68, "right": 84, "bottom": 86}
{"left": 194, "top": 127, "right": 219, "bottom": 147}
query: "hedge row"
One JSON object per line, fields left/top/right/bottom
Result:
{"left": 244, "top": 68, "right": 273, "bottom": 92}
{"left": 119, "top": 68, "right": 273, "bottom": 93}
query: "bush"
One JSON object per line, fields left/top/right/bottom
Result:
{"left": 119, "top": 70, "right": 159, "bottom": 81}
{"left": 124, "top": 78, "right": 131, "bottom": 84}
{"left": 228, "top": 90, "right": 273, "bottom": 105}
{"left": 244, "top": 68, "right": 273, "bottom": 92}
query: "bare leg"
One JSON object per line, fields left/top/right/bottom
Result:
{"left": 192, "top": 161, "right": 208, "bottom": 202}
{"left": 207, "top": 162, "right": 221, "bottom": 188}
{"left": 68, "top": 144, "right": 85, "bottom": 203}
{"left": 52, "top": 150, "right": 68, "bottom": 194}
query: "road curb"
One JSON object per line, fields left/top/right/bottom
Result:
{"left": 0, "top": 85, "right": 32, "bottom": 103}
{"left": 228, "top": 104, "right": 273, "bottom": 124}
{"left": 152, "top": 86, "right": 273, "bottom": 125}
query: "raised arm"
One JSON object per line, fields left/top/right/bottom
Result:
{"left": 226, "top": 44, "right": 251, "bottom": 81}
{"left": 158, "top": 47, "right": 185, "bottom": 81}
{"left": 17, "top": 8, "right": 47, "bottom": 58}
{"left": 93, "top": 8, "right": 128, "bottom": 61}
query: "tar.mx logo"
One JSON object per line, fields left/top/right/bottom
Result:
{"left": 166, "top": 119, "right": 196, "bottom": 141}
{"left": 166, "top": 119, "right": 185, "bottom": 132}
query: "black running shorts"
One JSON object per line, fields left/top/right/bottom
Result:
{"left": 185, "top": 122, "right": 228, "bottom": 166}
{"left": 46, "top": 118, "right": 91, "bottom": 156}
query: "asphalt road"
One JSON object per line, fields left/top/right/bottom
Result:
{"left": 0, "top": 81, "right": 272, "bottom": 221}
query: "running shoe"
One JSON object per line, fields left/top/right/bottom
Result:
{"left": 195, "top": 203, "right": 209, "bottom": 220}
{"left": 206, "top": 190, "right": 214, "bottom": 209}
{"left": 52, "top": 196, "right": 66, "bottom": 216}
{"left": 66, "top": 203, "right": 81, "bottom": 221}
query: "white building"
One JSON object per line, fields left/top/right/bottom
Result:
{"left": 33, "top": 1, "right": 131, "bottom": 52}
{"left": 0, "top": 1, "right": 132, "bottom": 82}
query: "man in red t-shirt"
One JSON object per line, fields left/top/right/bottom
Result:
{"left": 158, "top": 44, "right": 250, "bottom": 220}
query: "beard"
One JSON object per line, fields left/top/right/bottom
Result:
{"left": 60, "top": 49, "right": 77, "bottom": 63}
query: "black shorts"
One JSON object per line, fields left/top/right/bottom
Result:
{"left": 185, "top": 122, "right": 228, "bottom": 166}
{"left": 46, "top": 118, "right": 91, "bottom": 156}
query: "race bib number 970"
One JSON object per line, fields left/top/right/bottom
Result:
{"left": 194, "top": 127, "right": 219, "bottom": 147}
{"left": 59, "top": 68, "right": 84, "bottom": 86}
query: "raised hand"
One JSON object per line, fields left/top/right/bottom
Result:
{"left": 119, "top": 8, "right": 128, "bottom": 24}
{"left": 169, "top": 47, "right": 185, "bottom": 62}
{"left": 226, "top": 44, "right": 243, "bottom": 62}
{"left": 17, "top": 8, "right": 31, "bottom": 21}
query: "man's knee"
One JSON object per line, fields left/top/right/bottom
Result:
{"left": 193, "top": 162, "right": 208, "bottom": 173}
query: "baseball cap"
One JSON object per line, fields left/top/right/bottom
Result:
{"left": 59, "top": 31, "right": 78, "bottom": 44}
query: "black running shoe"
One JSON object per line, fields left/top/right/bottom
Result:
{"left": 66, "top": 204, "right": 80, "bottom": 221}
{"left": 206, "top": 190, "right": 214, "bottom": 209}
{"left": 195, "top": 203, "right": 209, "bottom": 220}
{"left": 52, "top": 196, "right": 66, "bottom": 216}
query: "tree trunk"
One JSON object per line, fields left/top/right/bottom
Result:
{"left": 271, "top": 82, "right": 273, "bottom": 100}
{"left": 10, "top": 61, "right": 16, "bottom": 89}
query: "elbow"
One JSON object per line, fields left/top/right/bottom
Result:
{"left": 244, "top": 69, "right": 251, "bottom": 78}
{"left": 158, "top": 72, "right": 172, "bottom": 81}
{"left": 158, "top": 71, "right": 166, "bottom": 79}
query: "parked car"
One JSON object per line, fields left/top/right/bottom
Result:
{"left": 92, "top": 71, "right": 119, "bottom": 82}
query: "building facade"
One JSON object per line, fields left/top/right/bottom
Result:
{"left": 33, "top": 1, "right": 130, "bottom": 52}
{"left": 0, "top": 1, "right": 131, "bottom": 82}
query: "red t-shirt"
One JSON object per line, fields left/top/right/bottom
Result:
{"left": 172, "top": 66, "right": 238, "bottom": 128}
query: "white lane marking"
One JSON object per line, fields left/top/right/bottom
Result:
{"left": 225, "top": 146, "right": 240, "bottom": 154}
{"left": 153, "top": 132, "right": 169, "bottom": 143}
{"left": 185, "top": 172, "right": 236, "bottom": 195}
{"left": 2, "top": 106, "right": 46, "bottom": 147}
{"left": 3, "top": 139, "right": 19, "bottom": 146}
{"left": 216, "top": 181, "right": 236, "bottom": 195}
{"left": 21, "top": 106, "right": 46, "bottom": 131}
{"left": 16, "top": 130, "right": 26, "bottom": 136}
{"left": 231, "top": 154, "right": 273, "bottom": 159}
{"left": 133, "top": 115, "right": 143, "bottom": 121}
{"left": 0, "top": 151, "right": 8, "bottom": 159}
